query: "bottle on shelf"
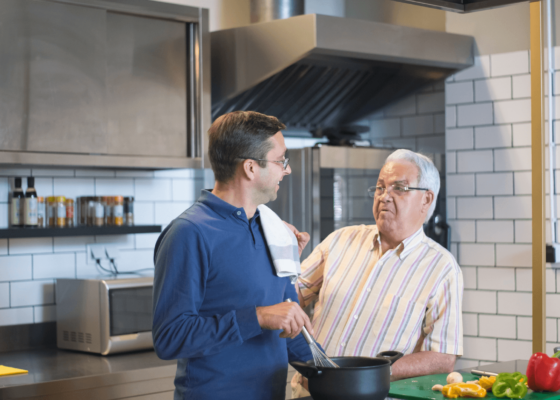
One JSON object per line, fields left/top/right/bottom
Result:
{"left": 124, "top": 196, "right": 134, "bottom": 226}
{"left": 24, "top": 177, "right": 38, "bottom": 228}
{"left": 11, "top": 177, "right": 24, "bottom": 227}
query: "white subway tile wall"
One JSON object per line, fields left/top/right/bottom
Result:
{"left": 367, "top": 82, "right": 445, "bottom": 153}
{"left": 447, "top": 50, "right": 560, "bottom": 366}
{"left": 474, "top": 77, "right": 511, "bottom": 102}
{"left": 474, "top": 125, "right": 512, "bottom": 149}
{"left": 0, "top": 168, "right": 213, "bottom": 325}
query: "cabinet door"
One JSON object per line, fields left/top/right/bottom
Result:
{"left": 0, "top": 0, "right": 26, "bottom": 151}
{"left": 105, "top": 12, "right": 187, "bottom": 157}
{"left": 0, "top": 0, "right": 108, "bottom": 154}
{"left": 26, "top": 0, "right": 108, "bottom": 154}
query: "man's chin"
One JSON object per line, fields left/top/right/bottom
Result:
{"left": 259, "top": 190, "right": 277, "bottom": 205}
{"left": 375, "top": 217, "right": 393, "bottom": 228}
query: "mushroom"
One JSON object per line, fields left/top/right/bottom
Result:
{"left": 447, "top": 372, "right": 464, "bottom": 384}
{"left": 432, "top": 384, "right": 444, "bottom": 391}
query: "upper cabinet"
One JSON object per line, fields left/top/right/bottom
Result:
{"left": 0, "top": 0, "right": 210, "bottom": 169}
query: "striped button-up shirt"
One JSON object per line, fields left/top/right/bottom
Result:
{"left": 298, "top": 225, "right": 463, "bottom": 358}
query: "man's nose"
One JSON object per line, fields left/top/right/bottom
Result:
{"left": 378, "top": 189, "right": 393, "bottom": 201}
{"left": 285, "top": 164, "right": 292, "bottom": 175}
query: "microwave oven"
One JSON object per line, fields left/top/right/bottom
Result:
{"left": 56, "top": 276, "right": 154, "bottom": 355}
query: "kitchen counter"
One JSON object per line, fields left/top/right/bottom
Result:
{"left": 0, "top": 350, "right": 527, "bottom": 400}
{"left": 0, "top": 348, "right": 176, "bottom": 400}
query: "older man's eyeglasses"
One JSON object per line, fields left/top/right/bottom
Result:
{"left": 237, "top": 156, "right": 290, "bottom": 170}
{"left": 368, "top": 184, "right": 429, "bottom": 198}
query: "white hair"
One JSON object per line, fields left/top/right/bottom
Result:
{"left": 384, "top": 149, "right": 440, "bottom": 223}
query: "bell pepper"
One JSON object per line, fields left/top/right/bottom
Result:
{"left": 493, "top": 373, "right": 528, "bottom": 399}
{"left": 478, "top": 376, "right": 496, "bottom": 391}
{"left": 526, "top": 352, "right": 560, "bottom": 392}
{"left": 442, "top": 383, "right": 487, "bottom": 398}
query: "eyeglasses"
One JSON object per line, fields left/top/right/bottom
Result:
{"left": 237, "top": 156, "right": 290, "bottom": 170}
{"left": 368, "top": 184, "right": 429, "bottom": 198}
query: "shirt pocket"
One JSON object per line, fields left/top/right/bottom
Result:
{"left": 371, "top": 294, "right": 425, "bottom": 354}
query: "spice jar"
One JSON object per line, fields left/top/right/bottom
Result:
{"left": 55, "top": 196, "right": 66, "bottom": 228}
{"left": 65, "top": 199, "right": 74, "bottom": 227}
{"left": 91, "top": 196, "right": 104, "bottom": 226}
{"left": 124, "top": 197, "right": 134, "bottom": 226}
{"left": 87, "top": 198, "right": 95, "bottom": 226}
{"left": 113, "top": 196, "right": 124, "bottom": 226}
{"left": 47, "top": 197, "right": 56, "bottom": 227}
{"left": 78, "top": 197, "right": 88, "bottom": 226}
{"left": 37, "top": 197, "right": 45, "bottom": 228}
{"left": 103, "top": 196, "right": 113, "bottom": 226}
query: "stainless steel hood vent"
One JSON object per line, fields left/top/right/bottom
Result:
{"left": 394, "top": 0, "right": 527, "bottom": 13}
{"left": 211, "top": 14, "right": 474, "bottom": 131}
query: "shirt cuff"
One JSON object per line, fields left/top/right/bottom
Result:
{"left": 235, "top": 306, "right": 263, "bottom": 342}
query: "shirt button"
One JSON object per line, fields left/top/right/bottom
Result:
{"left": 367, "top": 288, "right": 371, "bottom": 292}
{"left": 341, "top": 343, "right": 345, "bottom": 347}
{"left": 354, "top": 315, "right": 358, "bottom": 319}
{"left": 236, "top": 211, "right": 241, "bottom": 215}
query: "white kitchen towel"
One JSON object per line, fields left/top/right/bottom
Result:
{"left": 257, "top": 204, "right": 301, "bottom": 283}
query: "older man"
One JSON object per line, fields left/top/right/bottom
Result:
{"left": 292, "top": 149, "right": 463, "bottom": 395}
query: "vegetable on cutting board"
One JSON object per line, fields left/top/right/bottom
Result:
{"left": 526, "top": 351, "right": 560, "bottom": 392}
{"left": 448, "top": 372, "right": 464, "bottom": 384}
{"left": 435, "top": 372, "right": 522, "bottom": 399}
{"left": 478, "top": 376, "right": 496, "bottom": 391}
{"left": 437, "top": 372, "right": 486, "bottom": 398}
{"left": 493, "top": 373, "right": 528, "bottom": 399}
{"left": 442, "top": 383, "right": 487, "bottom": 398}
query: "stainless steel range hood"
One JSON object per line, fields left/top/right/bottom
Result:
{"left": 395, "top": 0, "right": 527, "bottom": 13}
{"left": 211, "top": 13, "right": 474, "bottom": 131}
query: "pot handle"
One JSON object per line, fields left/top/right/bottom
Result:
{"left": 290, "top": 361, "right": 320, "bottom": 379}
{"left": 376, "top": 351, "right": 404, "bottom": 365}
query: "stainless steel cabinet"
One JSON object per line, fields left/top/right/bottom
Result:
{"left": 26, "top": 0, "right": 109, "bottom": 155}
{"left": 0, "top": 0, "right": 209, "bottom": 169}
{"left": 106, "top": 12, "right": 187, "bottom": 158}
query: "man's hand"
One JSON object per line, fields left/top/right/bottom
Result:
{"left": 283, "top": 221, "right": 310, "bottom": 256}
{"left": 256, "top": 302, "right": 314, "bottom": 339}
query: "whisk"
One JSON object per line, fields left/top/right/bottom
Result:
{"left": 286, "top": 299, "right": 339, "bottom": 368}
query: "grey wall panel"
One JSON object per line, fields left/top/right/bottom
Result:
{"left": 106, "top": 12, "right": 187, "bottom": 157}
{"left": 26, "top": 0, "right": 108, "bottom": 154}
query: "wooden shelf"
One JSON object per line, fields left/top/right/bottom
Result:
{"left": 0, "top": 225, "right": 162, "bottom": 239}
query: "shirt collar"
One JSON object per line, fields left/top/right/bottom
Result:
{"left": 371, "top": 226, "right": 425, "bottom": 260}
{"left": 197, "top": 189, "right": 259, "bottom": 221}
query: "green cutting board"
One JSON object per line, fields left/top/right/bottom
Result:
{"left": 389, "top": 373, "right": 560, "bottom": 400}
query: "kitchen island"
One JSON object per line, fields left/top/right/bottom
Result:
{"left": 0, "top": 348, "right": 176, "bottom": 399}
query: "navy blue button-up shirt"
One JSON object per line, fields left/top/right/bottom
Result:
{"left": 153, "top": 190, "right": 312, "bottom": 400}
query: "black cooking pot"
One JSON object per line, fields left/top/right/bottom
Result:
{"left": 290, "top": 351, "right": 403, "bottom": 400}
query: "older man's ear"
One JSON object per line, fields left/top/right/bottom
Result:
{"left": 421, "top": 191, "right": 435, "bottom": 214}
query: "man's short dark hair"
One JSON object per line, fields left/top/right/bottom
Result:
{"left": 208, "top": 111, "right": 286, "bottom": 183}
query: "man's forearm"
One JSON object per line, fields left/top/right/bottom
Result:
{"left": 390, "top": 351, "right": 456, "bottom": 381}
